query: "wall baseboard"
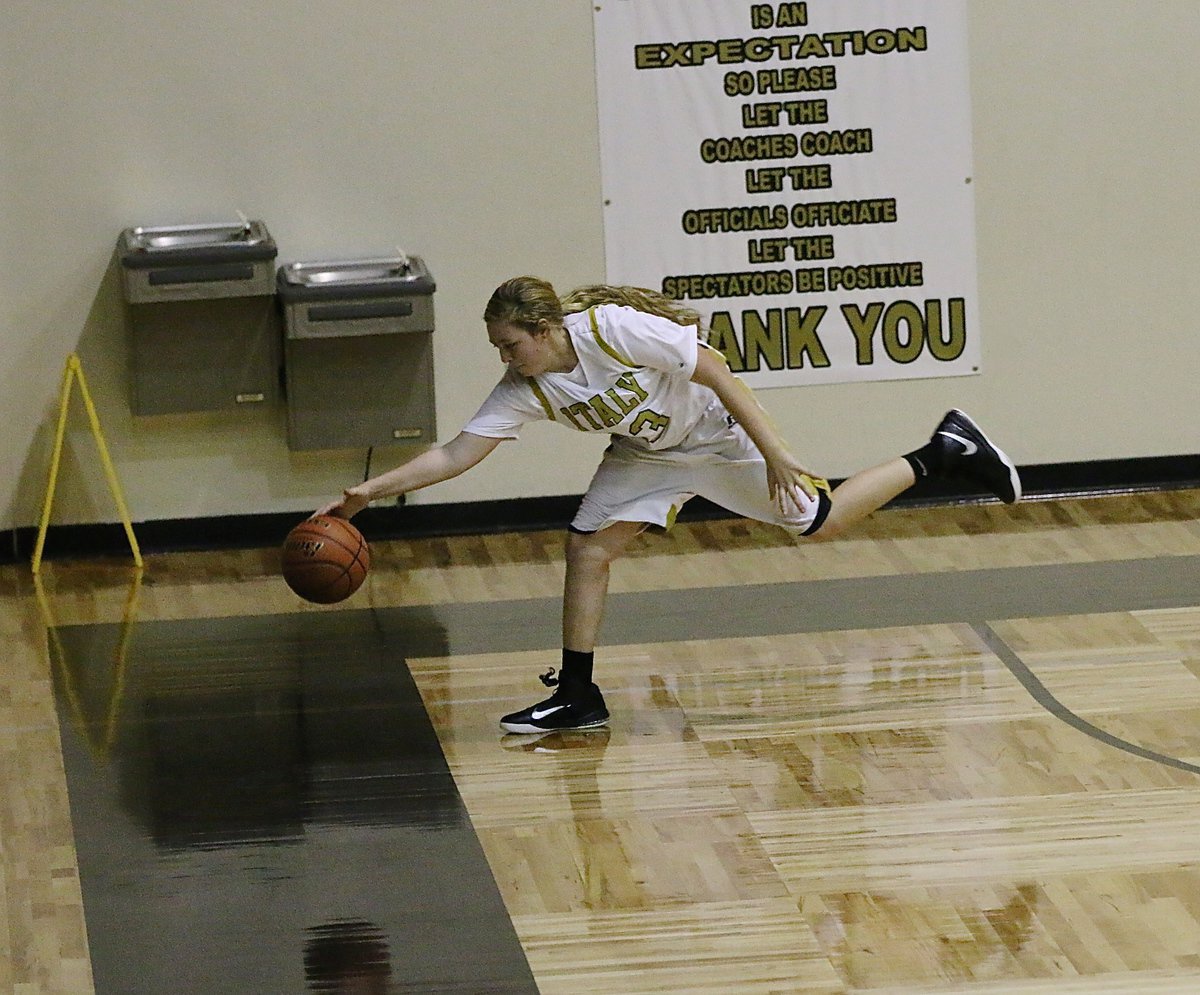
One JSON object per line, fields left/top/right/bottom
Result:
{"left": 7, "top": 454, "right": 1199, "bottom": 566}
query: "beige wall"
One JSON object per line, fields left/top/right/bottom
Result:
{"left": 2, "top": 2, "right": 1197, "bottom": 531}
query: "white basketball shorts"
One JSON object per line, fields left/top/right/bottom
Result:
{"left": 570, "top": 422, "right": 831, "bottom": 536}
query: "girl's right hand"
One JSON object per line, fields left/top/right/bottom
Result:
{"left": 313, "top": 486, "right": 371, "bottom": 520}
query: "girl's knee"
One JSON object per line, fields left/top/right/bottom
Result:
{"left": 566, "top": 522, "right": 643, "bottom": 571}
{"left": 797, "top": 488, "right": 838, "bottom": 539}
{"left": 566, "top": 530, "right": 616, "bottom": 572}
{"left": 803, "top": 515, "right": 842, "bottom": 540}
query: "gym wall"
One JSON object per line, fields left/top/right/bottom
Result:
{"left": 2, "top": 1, "right": 1197, "bottom": 536}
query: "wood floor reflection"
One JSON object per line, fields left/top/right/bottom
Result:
{"left": 5, "top": 488, "right": 1200, "bottom": 993}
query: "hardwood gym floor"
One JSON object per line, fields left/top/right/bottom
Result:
{"left": 4, "top": 489, "right": 1200, "bottom": 992}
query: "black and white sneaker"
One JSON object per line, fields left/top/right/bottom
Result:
{"left": 499, "top": 669, "right": 610, "bottom": 734}
{"left": 932, "top": 409, "right": 1022, "bottom": 504}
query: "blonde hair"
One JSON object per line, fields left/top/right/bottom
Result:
{"left": 484, "top": 276, "right": 705, "bottom": 339}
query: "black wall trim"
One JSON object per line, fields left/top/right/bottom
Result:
{"left": 8, "top": 454, "right": 1199, "bottom": 565}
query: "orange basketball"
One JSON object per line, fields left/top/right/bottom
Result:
{"left": 281, "top": 515, "right": 370, "bottom": 604}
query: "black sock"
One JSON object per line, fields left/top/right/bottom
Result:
{"left": 560, "top": 648, "right": 594, "bottom": 687}
{"left": 903, "top": 441, "right": 944, "bottom": 479}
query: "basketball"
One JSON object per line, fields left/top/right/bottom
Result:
{"left": 281, "top": 515, "right": 371, "bottom": 604}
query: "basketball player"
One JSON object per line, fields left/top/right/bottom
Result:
{"left": 316, "top": 276, "right": 1021, "bottom": 735}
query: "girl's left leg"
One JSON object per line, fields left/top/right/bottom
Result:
{"left": 697, "top": 410, "right": 1021, "bottom": 540}
{"left": 818, "top": 457, "right": 915, "bottom": 538}
{"left": 695, "top": 452, "right": 916, "bottom": 540}
{"left": 817, "top": 409, "right": 1023, "bottom": 535}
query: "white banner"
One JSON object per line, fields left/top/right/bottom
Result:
{"left": 593, "top": 0, "right": 980, "bottom": 388}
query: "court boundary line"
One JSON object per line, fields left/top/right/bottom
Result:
{"left": 973, "top": 621, "right": 1200, "bottom": 776}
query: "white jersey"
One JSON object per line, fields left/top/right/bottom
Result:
{"left": 463, "top": 304, "right": 730, "bottom": 454}
{"left": 463, "top": 302, "right": 829, "bottom": 535}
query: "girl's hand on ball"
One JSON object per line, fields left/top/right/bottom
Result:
{"left": 314, "top": 486, "right": 370, "bottom": 520}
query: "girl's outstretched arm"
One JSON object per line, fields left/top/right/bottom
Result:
{"left": 316, "top": 431, "right": 502, "bottom": 518}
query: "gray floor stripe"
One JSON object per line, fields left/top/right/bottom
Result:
{"left": 362, "top": 554, "right": 1200, "bottom": 658}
